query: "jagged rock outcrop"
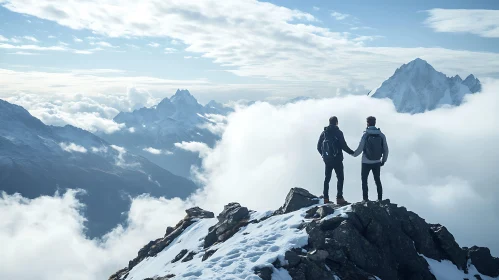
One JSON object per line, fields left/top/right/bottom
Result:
{"left": 110, "top": 188, "right": 499, "bottom": 280}
{"left": 278, "top": 187, "right": 319, "bottom": 214}
{"left": 204, "top": 202, "right": 250, "bottom": 248}
{"left": 465, "top": 246, "right": 499, "bottom": 277}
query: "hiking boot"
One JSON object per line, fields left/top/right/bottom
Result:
{"left": 336, "top": 197, "right": 349, "bottom": 205}
{"left": 362, "top": 197, "right": 370, "bottom": 202}
{"left": 324, "top": 198, "right": 331, "bottom": 204}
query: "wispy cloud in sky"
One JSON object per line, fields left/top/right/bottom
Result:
{"left": 425, "top": 9, "right": 499, "bottom": 38}
{"left": 22, "top": 36, "right": 38, "bottom": 42}
{"left": 0, "top": 43, "right": 95, "bottom": 54}
{"left": 91, "top": 41, "right": 116, "bottom": 48}
{"left": 164, "top": 47, "right": 176, "bottom": 54}
{"left": 8, "top": 51, "right": 40, "bottom": 55}
{"left": 330, "top": 10, "right": 350, "bottom": 20}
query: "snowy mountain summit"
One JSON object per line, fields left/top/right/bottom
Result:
{"left": 370, "top": 58, "right": 482, "bottom": 113}
{"left": 110, "top": 188, "right": 499, "bottom": 280}
{"left": 100, "top": 89, "right": 233, "bottom": 177}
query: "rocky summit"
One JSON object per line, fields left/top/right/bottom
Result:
{"left": 110, "top": 188, "right": 499, "bottom": 280}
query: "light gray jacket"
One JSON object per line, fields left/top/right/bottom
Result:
{"left": 353, "top": 126, "right": 389, "bottom": 164}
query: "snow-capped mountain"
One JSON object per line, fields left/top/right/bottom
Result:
{"left": 370, "top": 58, "right": 482, "bottom": 113}
{"left": 110, "top": 188, "right": 499, "bottom": 280}
{"left": 98, "top": 89, "right": 233, "bottom": 178}
{"left": 0, "top": 99, "right": 197, "bottom": 238}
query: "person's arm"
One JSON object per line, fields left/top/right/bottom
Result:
{"left": 381, "top": 133, "right": 389, "bottom": 164}
{"left": 352, "top": 134, "right": 366, "bottom": 157}
{"left": 317, "top": 131, "right": 324, "bottom": 155}
{"left": 339, "top": 131, "right": 354, "bottom": 155}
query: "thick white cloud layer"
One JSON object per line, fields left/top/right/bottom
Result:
{"left": 2, "top": 81, "right": 499, "bottom": 280}
{"left": 425, "top": 9, "right": 499, "bottom": 38}
{"left": 0, "top": 191, "right": 189, "bottom": 280}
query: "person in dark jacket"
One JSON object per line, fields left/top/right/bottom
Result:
{"left": 317, "top": 116, "right": 355, "bottom": 205}
{"left": 352, "top": 116, "right": 389, "bottom": 201}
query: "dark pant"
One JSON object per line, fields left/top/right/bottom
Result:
{"left": 361, "top": 163, "right": 383, "bottom": 200}
{"left": 324, "top": 161, "right": 344, "bottom": 199}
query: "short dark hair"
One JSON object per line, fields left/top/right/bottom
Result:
{"left": 329, "top": 116, "right": 338, "bottom": 125}
{"left": 367, "top": 116, "right": 376, "bottom": 126}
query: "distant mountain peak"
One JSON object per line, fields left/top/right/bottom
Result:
{"left": 371, "top": 59, "right": 481, "bottom": 113}
{"left": 408, "top": 57, "right": 427, "bottom": 65}
{"left": 462, "top": 74, "right": 482, "bottom": 93}
{"left": 466, "top": 73, "right": 476, "bottom": 79}
{"left": 398, "top": 58, "right": 435, "bottom": 74}
{"left": 106, "top": 89, "right": 231, "bottom": 177}
{"left": 452, "top": 75, "right": 463, "bottom": 82}
{"left": 174, "top": 88, "right": 192, "bottom": 96}
{"left": 171, "top": 89, "right": 199, "bottom": 106}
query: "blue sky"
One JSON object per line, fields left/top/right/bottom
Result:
{"left": 0, "top": 0, "right": 498, "bottom": 131}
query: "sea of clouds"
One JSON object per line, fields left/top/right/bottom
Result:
{"left": 1, "top": 81, "right": 498, "bottom": 280}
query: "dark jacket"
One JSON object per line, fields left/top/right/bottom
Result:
{"left": 317, "top": 125, "right": 354, "bottom": 163}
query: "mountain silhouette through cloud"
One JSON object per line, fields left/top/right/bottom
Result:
{"left": 370, "top": 58, "right": 482, "bottom": 113}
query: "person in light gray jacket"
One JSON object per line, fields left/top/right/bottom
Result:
{"left": 352, "top": 116, "right": 389, "bottom": 201}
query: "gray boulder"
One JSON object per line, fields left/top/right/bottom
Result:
{"left": 204, "top": 203, "right": 250, "bottom": 248}
{"left": 185, "top": 206, "right": 215, "bottom": 219}
{"left": 281, "top": 188, "right": 319, "bottom": 213}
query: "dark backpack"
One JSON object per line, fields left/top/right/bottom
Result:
{"left": 364, "top": 134, "right": 383, "bottom": 160}
{"left": 321, "top": 129, "right": 340, "bottom": 161}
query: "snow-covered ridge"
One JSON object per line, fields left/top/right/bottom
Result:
{"left": 110, "top": 188, "right": 499, "bottom": 280}
{"left": 370, "top": 58, "right": 482, "bottom": 113}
